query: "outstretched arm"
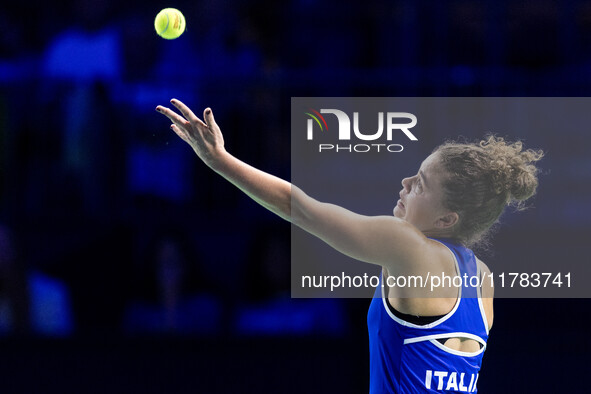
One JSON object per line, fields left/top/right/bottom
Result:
{"left": 156, "top": 100, "right": 437, "bottom": 274}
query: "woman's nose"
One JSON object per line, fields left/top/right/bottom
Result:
{"left": 401, "top": 176, "right": 411, "bottom": 190}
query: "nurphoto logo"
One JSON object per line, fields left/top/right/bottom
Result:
{"left": 305, "top": 108, "right": 418, "bottom": 153}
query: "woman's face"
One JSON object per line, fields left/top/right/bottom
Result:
{"left": 393, "top": 153, "right": 455, "bottom": 233}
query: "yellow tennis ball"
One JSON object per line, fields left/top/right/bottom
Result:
{"left": 154, "top": 8, "right": 186, "bottom": 40}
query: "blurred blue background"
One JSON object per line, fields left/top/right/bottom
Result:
{"left": 0, "top": 0, "right": 590, "bottom": 392}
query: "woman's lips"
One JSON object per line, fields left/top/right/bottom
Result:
{"left": 397, "top": 199, "right": 405, "bottom": 209}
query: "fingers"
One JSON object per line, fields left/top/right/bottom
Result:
{"left": 156, "top": 105, "right": 191, "bottom": 129}
{"left": 156, "top": 100, "right": 213, "bottom": 142}
{"left": 170, "top": 124, "right": 189, "bottom": 142}
{"left": 171, "top": 99, "right": 208, "bottom": 128}
{"left": 204, "top": 107, "right": 217, "bottom": 128}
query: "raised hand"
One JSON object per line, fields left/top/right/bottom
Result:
{"left": 156, "top": 99, "right": 226, "bottom": 168}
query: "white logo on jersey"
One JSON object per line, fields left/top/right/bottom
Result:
{"left": 425, "top": 370, "right": 479, "bottom": 392}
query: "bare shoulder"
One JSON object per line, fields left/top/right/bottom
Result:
{"left": 475, "top": 256, "right": 494, "bottom": 330}
{"left": 475, "top": 257, "right": 493, "bottom": 296}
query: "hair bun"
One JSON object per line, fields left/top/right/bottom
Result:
{"left": 480, "top": 136, "right": 544, "bottom": 204}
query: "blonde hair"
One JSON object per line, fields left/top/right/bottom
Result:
{"left": 434, "top": 135, "right": 544, "bottom": 247}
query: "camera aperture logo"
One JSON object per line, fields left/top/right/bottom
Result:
{"left": 305, "top": 108, "right": 418, "bottom": 153}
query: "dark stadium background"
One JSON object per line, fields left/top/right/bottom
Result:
{"left": 0, "top": 0, "right": 589, "bottom": 392}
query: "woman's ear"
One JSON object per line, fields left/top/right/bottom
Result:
{"left": 436, "top": 212, "right": 459, "bottom": 229}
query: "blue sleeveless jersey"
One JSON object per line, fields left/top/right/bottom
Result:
{"left": 367, "top": 238, "right": 490, "bottom": 393}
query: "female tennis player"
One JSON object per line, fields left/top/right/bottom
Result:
{"left": 156, "top": 99, "right": 543, "bottom": 393}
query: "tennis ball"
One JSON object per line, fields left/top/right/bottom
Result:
{"left": 154, "top": 8, "right": 186, "bottom": 40}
